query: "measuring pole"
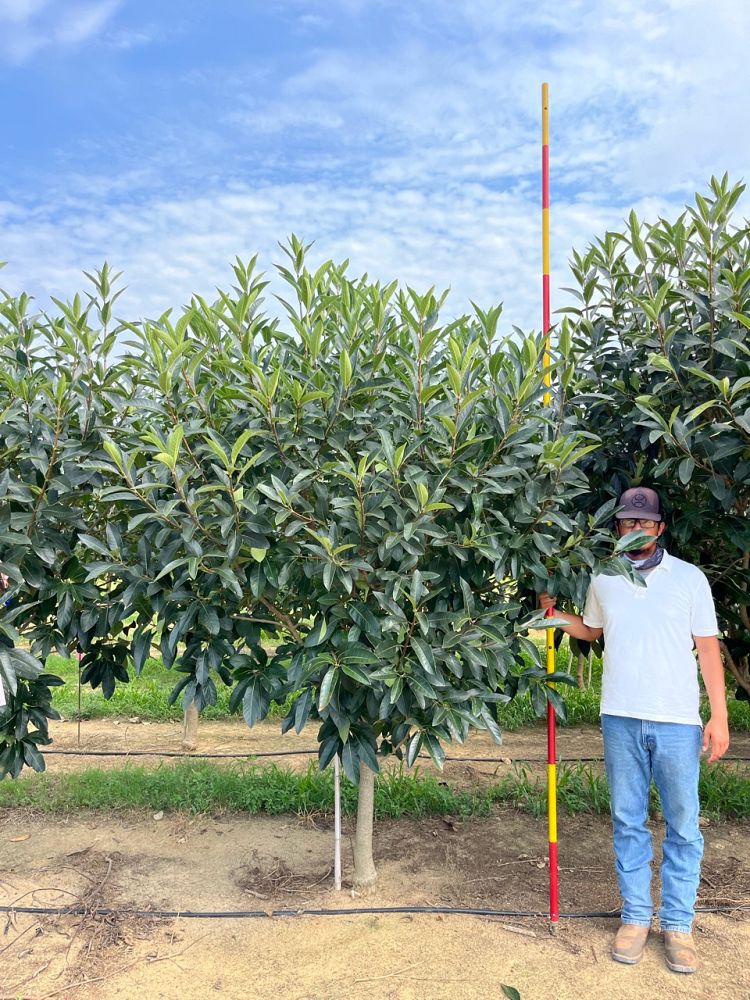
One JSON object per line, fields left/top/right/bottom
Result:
{"left": 541, "top": 81, "right": 559, "bottom": 933}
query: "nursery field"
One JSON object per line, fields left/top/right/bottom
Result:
{"left": 2, "top": 176, "right": 750, "bottom": 1000}
{"left": 1, "top": 717, "right": 748, "bottom": 1000}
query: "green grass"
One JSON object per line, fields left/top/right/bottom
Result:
{"left": 725, "top": 698, "right": 750, "bottom": 731}
{"left": 0, "top": 760, "right": 492, "bottom": 818}
{"left": 492, "top": 760, "right": 750, "bottom": 822}
{"left": 45, "top": 643, "right": 750, "bottom": 734}
{"left": 1, "top": 758, "right": 747, "bottom": 821}
{"left": 697, "top": 758, "right": 750, "bottom": 820}
{"left": 46, "top": 654, "right": 294, "bottom": 723}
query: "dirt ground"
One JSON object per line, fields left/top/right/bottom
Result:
{"left": 36, "top": 715, "right": 750, "bottom": 778}
{"left": 0, "top": 719, "right": 748, "bottom": 1000}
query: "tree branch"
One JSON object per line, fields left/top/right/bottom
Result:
{"left": 259, "top": 597, "right": 301, "bottom": 642}
{"left": 719, "top": 639, "right": 750, "bottom": 697}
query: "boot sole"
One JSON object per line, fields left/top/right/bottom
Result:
{"left": 665, "top": 959, "right": 697, "bottom": 974}
{"left": 612, "top": 951, "right": 645, "bottom": 965}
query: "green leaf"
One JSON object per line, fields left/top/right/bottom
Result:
{"left": 411, "top": 636, "right": 436, "bottom": 676}
{"left": 348, "top": 603, "right": 381, "bottom": 640}
{"left": 22, "top": 742, "right": 46, "bottom": 772}
{"left": 242, "top": 677, "right": 270, "bottom": 728}
{"left": 406, "top": 731, "right": 422, "bottom": 767}
{"left": 683, "top": 400, "right": 715, "bottom": 425}
{"left": 293, "top": 689, "right": 312, "bottom": 734}
{"left": 613, "top": 530, "right": 651, "bottom": 553}
{"left": 319, "top": 665, "right": 338, "bottom": 710}
{"left": 424, "top": 733, "right": 445, "bottom": 770}
{"left": 132, "top": 629, "right": 153, "bottom": 673}
{"left": 231, "top": 429, "right": 256, "bottom": 467}
{"left": 204, "top": 435, "right": 231, "bottom": 469}
{"left": 341, "top": 662, "right": 370, "bottom": 685}
{"left": 77, "top": 534, "right": 113, "bottom": 558}
{"left": 340, "top": 348, "right": 353, "bottom": 388}
{"left": 154, "top": 558, "right": 190, "bottom": 582}
{"left": 677, "top": 457, "right": 695, "bottom": 484}
{"left": 341, "top": 740, "right": 360, "bottom": 784}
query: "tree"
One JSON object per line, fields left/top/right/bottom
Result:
{"left": 563, "top": 176, "right": 750, "bottom": 696}
{"left": 1, "top": 244, "right": 641, "bottom": 887}
{"left": 0, "top": 265, "right": 128, "bottom": 776}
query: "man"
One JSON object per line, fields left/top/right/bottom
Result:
{"left": 539, "top": 487, "right": 729, "bottom": 974}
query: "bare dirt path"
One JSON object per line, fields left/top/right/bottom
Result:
{"left": 0, "top": 806, "right": 748, "bottom": 1000}
{"left": 41, "top": 717, "right": 750, "bottom": 789}
{"left": 1, "top": 719, "right": 748, "bottom": 998}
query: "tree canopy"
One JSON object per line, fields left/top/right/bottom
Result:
{"left": 1, "top": 179, "right": 748, "bottom": 877}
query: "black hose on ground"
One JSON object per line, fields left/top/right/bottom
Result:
{"left": 0, "top": 903, "right": 746, "bottom": 920}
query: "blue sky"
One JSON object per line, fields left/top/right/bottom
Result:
{"left": 1, "top": 0, "right": 748, "bottom": 331}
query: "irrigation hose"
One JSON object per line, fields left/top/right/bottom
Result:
{"left": 0, "top": 903, "right": 746, "bottom": 920}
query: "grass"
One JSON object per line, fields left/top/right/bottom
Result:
{"left": 492, "top": 760, "right": 750, "bottom": 822}
{"left": 725, "top": 697, "right": 750, "bottom": 732}
{"left": 1, "top": 758, "right": 747, "bottom": 821}
{"left": 0, "top": 760, "right": 489, "bottom": 818}
{"left": 45, "top": 654, "right": 294, "bottom": 723}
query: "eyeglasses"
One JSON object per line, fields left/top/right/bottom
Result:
{"left": 618, "top": 518, "right": 660, "bottom": 529}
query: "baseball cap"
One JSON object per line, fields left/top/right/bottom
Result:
{"left": 615, "top": 487, "right": 663, "bottom": 520}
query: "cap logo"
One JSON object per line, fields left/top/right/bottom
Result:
{"left": 632, "top": 493, "right": 648, "bottom": 508}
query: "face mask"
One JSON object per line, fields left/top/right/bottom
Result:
{"left": 629, "top": 546, "right": 665, "bottom": 571}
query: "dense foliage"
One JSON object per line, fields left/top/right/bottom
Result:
{"left": 561, "top": 175, "right": 750, "bottom": 696}
{"left": 2, "top": 178, "right": 748, "bottom": 815}
{"left": 0, "top": 245, "right": 624, "bottom": 783}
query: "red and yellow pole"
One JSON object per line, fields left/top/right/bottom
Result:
{"left": 541, "top": 81, "right": 559, "bottom": 933}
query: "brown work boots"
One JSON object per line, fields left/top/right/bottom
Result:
{"left": 611, "top": 923, "right": 698, "bottom": 973}
{"left": 612, "top": 923, "right": 649, "bottom": 964}
{"left": 663, "top": 930, "right": 699, "bottom": 974}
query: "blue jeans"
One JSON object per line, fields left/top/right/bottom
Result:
{"left": 601, "top": 714, "right": 703, "bottom": 934}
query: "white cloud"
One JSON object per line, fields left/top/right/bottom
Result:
{"left": 2, "top": 0, "right": 747, "bottom": 339}
{"left": 0, "top": 0, "right": 49, "bottom": 23}
{"left": 0, "top": 0, "right": 120, "bottom": 63}
{"left": 254, "top": 0, "right": 748, "bottom": 202}
{"left": 55, "top": 1, "right": 120, "bottom": 45}
{"left": 2, "top": 171, "right": 721, "bottom": 343}
{"left": 105, "top": 24, "right": 159, "bottom": 50}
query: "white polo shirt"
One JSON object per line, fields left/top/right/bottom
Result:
{"left": 583, "top": 551, "right": 719, "bottom": 726}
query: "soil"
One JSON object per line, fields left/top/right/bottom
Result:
{"left": 36, "top": 715, "right": 750, "bottom": 779}
{"left": 0, "top": 719, "right": 748, "bottom": 1000}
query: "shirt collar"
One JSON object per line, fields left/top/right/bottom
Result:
{"left": 627, "top": 547, "right": 671, "bottom": 575}
{"left": 654, "top": 549, "right": 673, "bottom": 572}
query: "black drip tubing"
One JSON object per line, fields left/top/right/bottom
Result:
{"left": 0, "top": 903, "right": 746, "bottom": 920}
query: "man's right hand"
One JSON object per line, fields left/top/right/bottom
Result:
{"left": 535, "top": 595, "right": 603, "bottom": 642}
{"left": 538, "top": 592, "right": 556, "bottom": 612}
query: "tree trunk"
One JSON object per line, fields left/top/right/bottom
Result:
{"left": 720, "top": 640, "right": 750, "bottom": 698}
{"left": 352, "top": 762, "right": 377, "bottom": 888}
{"left": 182, "top": 701, "right": 199, "bottom": 750}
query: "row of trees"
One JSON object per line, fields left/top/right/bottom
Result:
{"left": 1, "top": 178, "right": 748, "bottom": 884}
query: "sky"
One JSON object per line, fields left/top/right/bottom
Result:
{"left": 1, "top": 0, "right": 748, "bottom": 334}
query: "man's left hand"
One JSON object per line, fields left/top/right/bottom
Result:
{"left": 702, "top": 717, "right": 730, "bottom": 763}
